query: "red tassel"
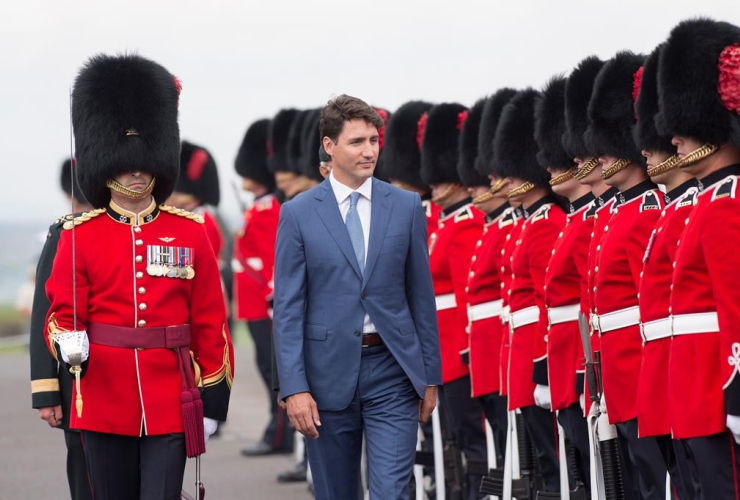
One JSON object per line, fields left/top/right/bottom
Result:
{"left": 181, "top": 389, "right": 206, "bottom": 458}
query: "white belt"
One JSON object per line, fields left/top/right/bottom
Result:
{"left": 547, "top": 304, "right": 580, "bottom": 326}
{"left": 468, "top": 299, "right": 503, "bottom": 322}
{"left": 591, "top": 306, "right": 640, "bottom": 333}
{"left": 640, "top": 317, "right": 672, "bottom": 342}
{"left": 510, "top": 306, "right": 540, "bottom": 330}
{"left": 435, "top": 293, "right": 457, "bottom": 311}
{"left": 501, "top": 305, "right": 511, "bottom": 326}
{"left": 672, "top": 312, "right": 720, "bottom": 336}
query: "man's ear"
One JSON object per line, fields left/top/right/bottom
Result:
{"left": 323, "top": 136, "right": 334, "bottom": 157}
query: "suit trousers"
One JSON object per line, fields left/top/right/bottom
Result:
{"left": 65, "top": 430, "right": 92, "bottom": 500}
{"left": 684, "top": 432, "right": 740, "bottom": 500}
{"left": 249, "top": 318, "right": 293, "bottom": 451}
{"left": 557, "top": 403, "right": 591, "bottom": 489}
{"left": 306, "top": 344, "right": 419, "bottom": 500}
{"left": 478, "top": 392, "right": 508, "bottom": 465}
{"left": 615, "top": 418, "right": 666, "bottom": 500}
{"left": 520, "top": 405, "right": 561, "bottom": 493}
{"left": 82, "top": 431, "right": 186, "bottom": 500}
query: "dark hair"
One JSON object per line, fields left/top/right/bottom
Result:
{"left": 320, "top": 94, "right": 384, "bottom": 143}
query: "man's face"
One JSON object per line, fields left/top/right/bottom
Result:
{"left": 242, "top": 178, "right": 267, "bottom": 196}
{"left": 114, "top": 171, "right": 153, "bottom": 192}
{"left": 275, "top": 172, "right": 297, "bottom": 195}
{"left": 599, "top": 156, "right": 620, "bottom": 187}
{"left": 468, "top": 185, "right": 490, "bottom": 199}
{"left": 323, "top": 119, "right": 378, "bottom": 186}
{"left": 642, "top": 149, "right": 673, "bottom": 186}
{"left": 489, "top": 174, "right": 510, "bottom": 200}
{"left": 672, "top": 135, "right": 704, "bottom": 160}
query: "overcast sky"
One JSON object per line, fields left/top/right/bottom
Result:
{"left": 2, "top": 0, "right": 739, "bottom": 224}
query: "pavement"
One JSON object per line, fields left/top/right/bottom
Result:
{"left": 0, "top": 341, "right": 311, "bottom": 499}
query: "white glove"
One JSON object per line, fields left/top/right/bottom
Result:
{"left": 579, "top": 393, "right": 586, "bottom": 413}
{"left": 204, "top": 417, "right": 219, "bottom": 443}
{"left": 727, "top": 415, "right": 740, "bottom": 445}
{"left": 55, "top": 330, "right": 89, "bottom": 365}
{"left": 533, "top": 384, "right": 551, "bottom": 410}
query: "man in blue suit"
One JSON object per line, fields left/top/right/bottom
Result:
{"left": 273, "top": 95, "right": 442, "bottom": 499}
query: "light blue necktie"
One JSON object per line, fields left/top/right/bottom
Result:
{"left": 346, "top": 192, "right": 365, "bottom": 274}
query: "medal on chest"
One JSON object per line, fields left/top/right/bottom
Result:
{"left": 147, "top": 245, "right": 195, "bottom": 279}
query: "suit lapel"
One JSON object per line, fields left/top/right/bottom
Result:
{"left": 362, "top": 179, "right": 393, "bottom": 289}
{"left": 313, "top": 179, "right": 363, "bottom": 280}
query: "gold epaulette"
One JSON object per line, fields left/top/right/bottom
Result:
{"left": 63, "top": 208, "right": 106, "bottom": 230}
{"left": 159, "top": 205, "right": 205, "bottom": 223}
{"left": 54, "top": 214, "right": 75, "bottom": 225}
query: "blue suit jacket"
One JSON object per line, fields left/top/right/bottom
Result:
{"left": 273, "top": 177, "right": 442, "bottom": 411}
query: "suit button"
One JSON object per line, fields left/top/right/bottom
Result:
{"left": 138, "top": 287, "right": 146, "bottom": 295}
{"left": 361, "top": 292, "right": 367, "bottom": 300}
{"left": 138, "top": 320, "right": 147, "bottom": 328}
{"left": 139, "top": 303, "right": 147, "bottom": 311}
{"left": 136, "top": 255, "right": 143, "bottom": 263}
{"left": 134, "top": 226, "right": 142, "bottom": 233}
{"left": 136, "top": 271, "right": 144, "bottom": 279}
{"left": 135, "top": 239, "right": 143, "bottom": 247}
{"left": 354, "top": 330, "right": 360, "bottom": 337}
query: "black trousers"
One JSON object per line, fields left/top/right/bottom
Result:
{"left": 615, "top": 418, "right": 666, "bottom": 500}
{"left": 520, "top": 405, "right": 560, "bottom": 493}
{"left": 654, "top": 434, "right": 703, "bottom": 500}
{"left": 683, "top": 432, "right": 740, "bottom": 500}
{"left": 478, "top": 392, "right": 508, "bottom": 465}
{"left": 440, "top": 376, "right": 488, "bottom": 500}
{"left": 557, "top": 403, "right": 591, "bottom": 489}
{"left": 249, "top": 318, "right": 292, "bottom": 451}
{"left": 65, "top": 430, "right": 92, "bottom": 500}
{"left": 82, "top": 431, "right": 186, "bottom": 500}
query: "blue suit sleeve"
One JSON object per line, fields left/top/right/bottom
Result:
{"left": 406, "top": 195, "right": 442, "bottom": 385}
{"left": 273, "top": 203, "right": 310, "bottom": 399}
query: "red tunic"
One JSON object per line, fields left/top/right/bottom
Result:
{"left": 500, "top": 212, "right": 523, "bottom": 397}
{"left": 637, "top": 183, "right": 698, "bottom": 437}
{"left": 429, "top": 201, "right": 484, "bottom": 384}
{"left": 196, "top": 208, "right": 224, "bottom": 260}
{"left": 670, "top": 167, "right": 740, "bottom": 439}
{"left": 423, "top": 198, "right": 442, "bottom": 245}
{"left": 583, "top": 193, "right": 617, "bottom": 411}
{"left": 233, "top": 195, "right": 280, "bottom": 321}
{"left": 593, "top": 183, "right": 663, "bottom": 424}
{"left": 45, "top": 201, "right": 234, "bottom": 437}
{"left": 541, "top": 197, "right": 593, "bottom": 411}
{"left": 465, "top": 205, "right": 517, "bottom": 397}
{"left": 507, "top": 200, "right": 566, "bottom": 410}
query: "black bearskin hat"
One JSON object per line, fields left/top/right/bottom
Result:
{"left": 478, "top": 88, "right": 518, "bottom": 176}
{"left": 494, "top": 89, "right": 549, "bottom": 186}
{"left": 287, "top": 109, "right": 312, "bottom": 176}
{"left": 268, "top": 108, "right": 300, "bottom": 174}
{"left": 420, "top": 103, "right": 468, "bottom": 186}
{"left": 656, "top": 18, "right": 740, "bottom": 148}
{"left": 457, "top": 98, "right": 489, "bottom": 187}
{"left": 585, "top": 51, "right": 646, "bottom": 165}
{"left": 563, "top": 56, "right": 605, "bottom": 159}
{"left": 235, "top": 119, "right": 275, "bottom": 191}
{"left": 176, "top": 141, "right": 220, "bottom": 206}
{"left": 633, "top": 45, "right": 674, "bottom": 154}
{"left": 300, "top": 109, "right": 324, "bottom": 182}
{"left": 60, "top": 159, "right": 88, "bottom": 204}
{"left": 378, "top": 101, "right": 434, "bottom": 190}
{"left": 535, "top": 76, "right": 574, "bottom": 170}
{"left": 72, "top": 53, "right": 181, "bottom": 208}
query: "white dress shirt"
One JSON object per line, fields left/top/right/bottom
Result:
{"left": 329, "top": 171, "right": 376, "bottom": 333}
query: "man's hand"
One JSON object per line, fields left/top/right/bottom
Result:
{"left": 286, "top": 392, "right": 321, "bottom": 439}
{"left": 38, "top": 405, "right": 63, "bottom": 428}
{"left": 419, "top": 386, "right": 437, "bottom": 423}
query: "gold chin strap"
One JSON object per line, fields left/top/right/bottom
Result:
{"left": 549, "top": 167, "right": 577, "bottom": 186}
{"left": 674, "top": 143, "right": 719, "bottom": 169}
{"left": 106, "top": 177, "right": 156, "bottom": 198}
{"left": 647, "top": 154, "right": 681, "bottom": 177}
{"left": 474, "top": 178, "right": 508, "bottom": 204}
{"left": 601, "top": 158, "right": 631, "bottom": 179}
{"left": 507, "top": 181, "right": 535, "bottom": 198}
{"left": 573, "top": 157, "right": 600, "bottom": 180}
{"left": 432, "top": 183, "right": 461, "bottom": 204}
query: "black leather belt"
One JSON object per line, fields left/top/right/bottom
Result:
{"left": 361, "top": 333, "right": 382, "bottom": 348}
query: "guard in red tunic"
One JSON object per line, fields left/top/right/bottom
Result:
{"left": 563, "top": 55, "right": 618, "bottom": 410}
{"left": 534, "top": 76, "right": 594, "bottom": 488}
{"left": 458, "top": 92, "right": 517, "bottom": 461}
{"left": 379, "top": 100, "right": 441, "bottom": 240}
{"left": 497, "top": 89, "right": 565, "bottom": 493}
{"left": 167, "top": 141, "right": 224, "bottom": 260}
{"left": 659, "top": 18, "right": 740, "bottom": 499}
{"left": 421, "top": 103, "right": 486, "bottom": 499}
{"left": 44, "top": 54, "right": 234, "bottom": 499}
{"left": 586, "top": 51, "right": 667, "bottom": 500}
{"left": 632, "top": 44, "right": 701, "bottom": 500}
{"left": 233, "top": 118, "right": 291, "bottom": 456}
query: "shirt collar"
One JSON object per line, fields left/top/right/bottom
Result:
{"left": 568, "top": 193, "right": 594, "bottom": 214}
{"left": 617, "top": 179, "right": 656, "bottom": 205}
{"left": 522, "top": 195, "right": 555, "bottom": 219}
{"left": 698, "top": 164, "right": 740, "bottom": 191}
{"left": 596, "top": 187, "right": 618, "bottom": 207}
{"left": 441, "top": 197, "right": 473, "bottom": 218}
{"left": 107, "top": 198, "right": 159, "bottom": 226}
{"left": 329, "top": 171, "right": 373, "bottom": 204}
{"left": 664, "top": 178, "right": 698, "bottom": 204}
{"left": 485, "top": 202, "right": 510, "bottom": 224}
